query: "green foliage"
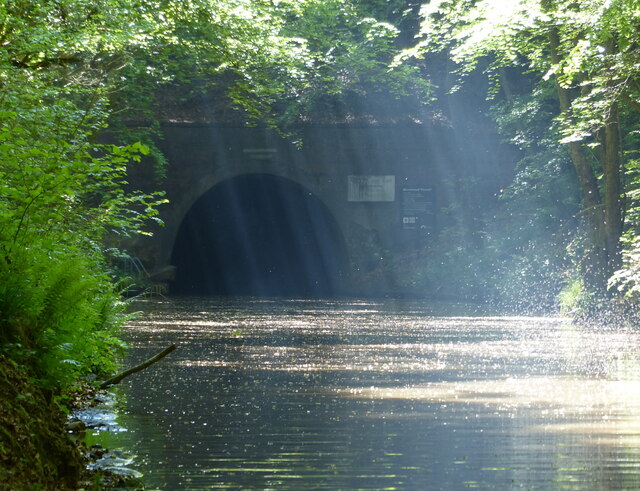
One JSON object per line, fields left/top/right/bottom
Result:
{"left": 0, "top": 245, "right": 126, "bottom": 388}
{"left": 406, "top": 227, "right": 496, "bottom": 302}
{"left": 609, "top": 235, "right": 640, "bottom": 299}
{"left": 386, "top": 212, "right": 571, "bottom": 312}
{"left": 0, "top": 80, "right": 157, "bottom": 388}
{"left": 103, "top": 0, "right": 432, "bottom": 131}
{"left": 558, "top": 277, "right": 587, "bottom": 315}
{"left": 280, "top": 0, "right": 431, "bottom": 107}
{"left": 0, "top": 1, "right": 167, "bottom": 389}
{"left": 0, "top": 0, "right": 433, "bottom": 389}
{"left": 397, "top": 0, "right": 640, "bottom": 310}
{"left": 610, "top": 130, "right": 640, "bottom": 299}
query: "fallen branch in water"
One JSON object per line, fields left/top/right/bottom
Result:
{"left": 99, "top": 344, "right": 176, "bottom": 390}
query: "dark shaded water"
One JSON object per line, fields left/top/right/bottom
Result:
{"left": 89, "top": 297, "right": 640, "bottom": 489}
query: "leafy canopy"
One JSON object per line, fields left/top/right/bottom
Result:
{"left": 398, "top": 0, "right": 640, "bottom": 135}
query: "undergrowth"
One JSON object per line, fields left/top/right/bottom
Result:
{"left": 0, "top": 238, "right": 128, "bottom": 391}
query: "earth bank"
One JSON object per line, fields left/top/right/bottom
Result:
{"left": 0, "top": 355, "right": 83, "bottom": 490}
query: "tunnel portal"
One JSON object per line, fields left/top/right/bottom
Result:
{"left": 170, "top": 174, "right": 348, "bottom": 297}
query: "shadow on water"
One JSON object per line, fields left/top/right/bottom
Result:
{"left": 170, "top": 175, "right": 348, "bottom": 298}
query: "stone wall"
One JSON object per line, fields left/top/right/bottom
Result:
{"left": 123, "top": 121, "right": 509, "bottom": 295}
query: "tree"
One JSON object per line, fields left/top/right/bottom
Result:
{"left": 398, "top": 0, "right": 640, "bottom": 298}
{"left": 104, "top": 0, "right": 431, "bottom": 135}
{"left": 0, "top": 0, "right": 171, "bottom": 386}
{"left": 0, "top": 0, "right": 435, "bottom": 386}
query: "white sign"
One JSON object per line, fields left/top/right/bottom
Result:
{"left": 347, "top": 175, "right": 395, "bottom": 202}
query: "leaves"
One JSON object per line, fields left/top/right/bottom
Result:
{"left": 0, "top": 0, "right": 173, "bottom": 389}
{"left": 396, "top": 0, "right": 640, "bottom": 302}
{"left": 0, "top": 0, "right": 435, "bottom": 386}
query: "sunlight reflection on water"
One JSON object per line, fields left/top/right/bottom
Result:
{"left": 94, "top": 297, "right": 640, "bottom": 490}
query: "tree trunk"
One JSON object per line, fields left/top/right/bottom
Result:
{"left": 600, "top": 36, "right": 624, "bottom": 276}
{"left": 602, "top": 100, "right": 623, "bottom": 274}
{"left": 547, "top": 27, "right": 609, "bottom": 293}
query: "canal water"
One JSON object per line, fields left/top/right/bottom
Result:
{"left": 91, "top": 297, "right": 640, "bottom": 489}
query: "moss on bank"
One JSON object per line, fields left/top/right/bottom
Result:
{"left": 0, "top": 355, "right": 83, "bottom": 490}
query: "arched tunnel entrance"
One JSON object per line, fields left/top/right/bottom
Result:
{"left": 170, "top": 174, "right": 349, "bottom": 297}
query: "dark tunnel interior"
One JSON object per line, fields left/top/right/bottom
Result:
{"left": 170, "top": 174, "right": 348, "bottom": 297}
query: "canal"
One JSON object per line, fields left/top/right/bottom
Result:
{"left": 90, "top": 297, "right": 640, "bottom": 489}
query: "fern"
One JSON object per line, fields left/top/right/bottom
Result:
{"left": 0, "top": 232, "right": 127, "bottom": 388}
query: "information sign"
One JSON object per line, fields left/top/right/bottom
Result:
{"left": 347, "top": 175, "right": 395, "bottom": 202}
{"left": 401, "top": 187, "right": 435, "bottom": 230}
